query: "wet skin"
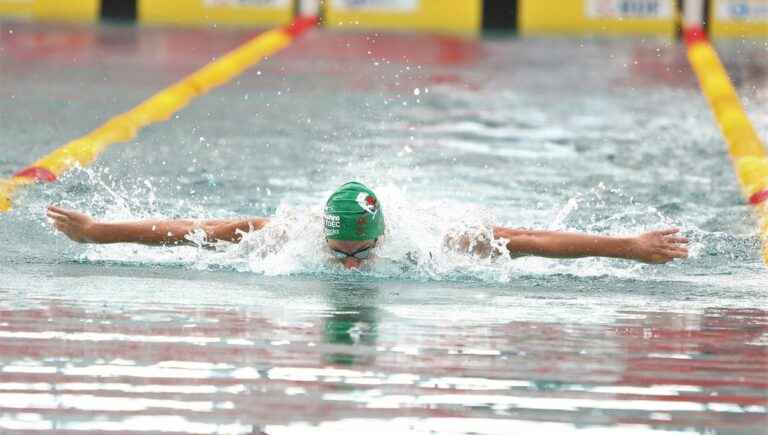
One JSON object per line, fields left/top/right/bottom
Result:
{"left": 47, "top": 206, "right": 688, "bottom": 266}
{"left": 326, "top": 239, "right": 376, "bottom": 269}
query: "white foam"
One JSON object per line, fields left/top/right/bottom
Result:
{"left": 73, "top": 180, "right": 699, "bottom": 283}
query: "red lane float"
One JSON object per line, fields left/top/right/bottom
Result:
{"left": 13, "top": 167, "right": 58, "bottom": 183}
{"left": 749, "top": 190, "right": 768, "bottom": 206}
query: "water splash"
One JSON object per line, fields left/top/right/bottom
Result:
{"left": 65, "top": 178, "right": 723, "bottom": 284}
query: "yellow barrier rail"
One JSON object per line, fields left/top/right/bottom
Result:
{"left": 0, "top": 0, "right": 99, "bottom": 23}
{"left": 683, "top": 27, "right": 768, "bottom": 264}
{"left": 0, "top": 17, "right": 317, "bottom": 213}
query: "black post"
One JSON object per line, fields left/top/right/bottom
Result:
{"left": 482, "top": 0, "right": 518, "bottom": 34}
{"left": 101, "top": 0, "right": 137, "bottom": 23}
{"left": 702, "top": 0, "right": 711, "bottom": 35}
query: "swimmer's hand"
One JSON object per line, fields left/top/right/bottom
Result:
{"left": 47, "top": 206, "right": 97, "bottom": 243}
{"left": 628, "top": 228, "right": 689, "bottom": 264}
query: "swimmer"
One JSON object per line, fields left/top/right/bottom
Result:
{"left": 47, "top": 181, "right": 689, "bottom": 269}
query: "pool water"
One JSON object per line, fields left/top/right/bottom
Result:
{"left": 0, "top": 22, "right": 766, "bottom": 434}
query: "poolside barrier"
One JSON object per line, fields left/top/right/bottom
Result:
{"left": 1, "top": 0, "right": 766, "bottom": 37}
{"left": 682, "top": 4, "right": 768, "bottom": 263}
{"left": 0, "top": 15, "right": 317, "bottom": 212}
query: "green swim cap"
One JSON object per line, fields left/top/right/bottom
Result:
{"left": 324, "top": 182, "right": 385, "bottom": 241}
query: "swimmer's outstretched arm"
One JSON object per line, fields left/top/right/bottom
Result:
{"left": 47, "top": 206, "right": 267, "bottom": 245}
{"left": 491, "top": 227, "right": 689, "bottom": 264}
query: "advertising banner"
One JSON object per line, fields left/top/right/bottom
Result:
{"left": 585, "top": 0, "right": 674, "bottom": 19}
{"left": 203, "top": 0, "right": 290, "bottom": 7}
{"left": 711, "top": 0, "right": 768, "bottom": 37}
{"left": 716, "top": 0, "right": 768, "bottom": 22}
{"left": 140, "top": 0, "right": 292, "bottom": 26}
{"left": 331, "top": 0, "right": 419, "bottom": 12}
{"left": 520, "top": 0, "right": 677, "bottom": 36}
{"left": 325, "top": 0, "right": 480, "bottom": 34}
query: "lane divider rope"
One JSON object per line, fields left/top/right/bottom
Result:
{"left": 0, "top": 16, "right": 318, "bottom": 212}
{"left": 682, "top": 26, "right": 768, "bottom": 264}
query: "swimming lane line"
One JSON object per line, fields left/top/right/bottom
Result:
{"left": 0, "top": 16, "right": 318, "bottom": 212}
{"left": 683, "top": 26, "right": 768, "bottom": 265}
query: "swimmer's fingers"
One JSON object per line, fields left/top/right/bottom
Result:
{"left": 667, "top": 247, "right": 688, "bottom": 256}
{"left": 662, "top": 247, "right": 689, "bottom": 259}
{"left": 49, "top": 218, "right": 69, "bottom": 235}
{"left": 634, "top": 229, "right": 689, "bottom": 263}
{"left": 47, "top": 214, "right": 70, "bottom": 231}
{"left": 644, "top": 249, "right": 687, "bottom": 264}
{"left": 47, "top": 213, "right": 70, "bottom": 229}
{"left": 47, "top": 205, "right": 69, "bottom": 214}
{"left": 654, "top": 228, "right": 680, "bottom": 236}
{"left": 46, "top": 209, "right": 69, "bottom": 222}
{"left": 47, "top": 207, "right": 74, "bottom": 224}
{"left": 664, "top": 236, "right": 689, "bottom": 245}
{"left": 47, "top": 205, "right": 94, "bottom": 224}
{"left": 46, "top": 205, "right": 95, "bottom": 243}
{"left": 652, "top": 228, "right": 689, "bottom": 247}
{"left": 48, "top": 205, "right": 81, "bottom": 218}
{"left": 49, "top": 216, "right": 87, "bottom": 242}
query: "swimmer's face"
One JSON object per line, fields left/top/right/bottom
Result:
{"left": 326, "top": 239, "right": 377, "bottom": 270}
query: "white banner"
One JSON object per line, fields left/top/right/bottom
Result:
{"left": 204, "top": 0, "right": 290, "bottom": 7}
{"left": 716, "top": 0, "right": 768, "bottom": 22}
{"left": 586, "top": 0, "right": 674, "bottom": 19}
{"left": 332, "top": 0, "right": 419, "bottom": 12}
